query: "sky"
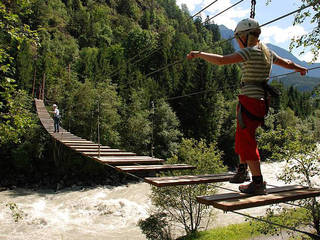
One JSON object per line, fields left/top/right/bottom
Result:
{"left": 176, "top": 0, "right": 318, "bottom": 62}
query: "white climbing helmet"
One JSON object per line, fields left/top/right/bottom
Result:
{"left": 53, "top": 104, "right": 57, "bottom": 107}
{"left": 234, "top": 18, "right": 260, "bottom": 35}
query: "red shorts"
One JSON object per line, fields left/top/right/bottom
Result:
{"left": 235, "top": 95, "right": 266, "bottom": 162}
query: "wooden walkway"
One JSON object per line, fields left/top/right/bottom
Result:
{"left": 35, "top": 99, "right": 194, "bottom": 170}
{"left": 35, "top": 99, "right": 320, "bottom": 211}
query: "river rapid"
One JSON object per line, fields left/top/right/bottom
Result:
{"left": 0, "top": 161, "right": 319, "bottom": 240}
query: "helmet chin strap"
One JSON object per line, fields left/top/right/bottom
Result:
{"left": 237, "top": 33, "right": 248, "bottom": 48}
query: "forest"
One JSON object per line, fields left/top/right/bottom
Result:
{"left": 1, "top": 0, "right": 320, "bottom": 188}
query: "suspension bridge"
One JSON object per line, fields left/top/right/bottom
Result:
{"left": 35, "top": 98, "right": 320, "bottom": 211}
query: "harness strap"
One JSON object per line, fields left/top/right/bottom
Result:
{"left": 238, "top": 102, "right": 265, "bottom": 129}
{"left": 241, "top": 81, "right": 281, "bottom": 115}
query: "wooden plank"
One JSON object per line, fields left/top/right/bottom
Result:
{"left": 145, "top": 173, "right": 241, "bottom": 187}
{"left": 198, "top": 185, "right": 307, "bottom": 202}
{"left": 54, "top": 137, "right": 85, "bottom": 140}
{"left": 81, "top": 152, "right": 136, "bottom": 156}
{"left": 70, "top": 147, "right": 117, "bottom": 151}
{"left": 100, "top": 156, "right": 158, "bottom": 160}
{"left": 94, "top": 156, "right": 165, "bottom": 165}
{"left": 54, "top": 134, "right": 82, "bottom": 139}
{"left": 60, "top": 140, "right": 93, "bottom": 143}
{"left": 210, "top": 189, "right": 320, "bottom": 211}
{"left": 52, "top": 133, "right": 82, "bottom": 137}
{"left": 97, "top": 158, "right": 165, "bottom": 165}
{"left": 115, "top": 164, "right": 195, "bottom": 173}
{"left": 52, "top": 133, "right": 80, "bottom": 136}
{"left": 64, "top": 142, "right": 102, "bottom": 145}
{"left": 53, "top": 134, "right": 80, "bottom": 137}
{"left": 48, "top": 131, "right": 68, "bottom": 134}
{"left": 66, "top": 144, "right": 111, "bottom": 148}
{"left": 196, "top": 186, "right": 320, "bottom": 211}
{"left": 55, "top": 137, "right": 84, "bottom": 141}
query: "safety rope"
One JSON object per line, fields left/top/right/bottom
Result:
{"left": 269, "top": 66, "right": 320, "bottom": 79}
{"left": 250, "top": 0, "right": 256, "bottom": 19}
{"left": 162, "top": 66, "right": 320, "bottom": 102}
{"left": 204, "top": 0, "right": 245, "bottom": 25}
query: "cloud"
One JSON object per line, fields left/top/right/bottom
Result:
{"left": 177, "top": 0, "right": 249, "bottom": 30}
{"left": 176, "top": 0, "right": 203, "bottom": 12}
{"left": 207, "top": 8, "right": 249, "bottom": 30}
{"left": 260, "top": 25, "right": 307, "bottom": 44}
{"left": 295, "top": 50, "right": 319, "bottom": 63}
{"left": 299, "top": 51, "right": 314, "bottom": 62}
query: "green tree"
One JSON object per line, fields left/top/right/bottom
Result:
{"left": 0, "top": 86, "right": 42, "bottom": 176}
{"left": 153, "top": 99, "right": 182, "bottom": 159}
{"left": 149, "top": 138, "right": 226, "bottom": 236}
{"left": 0, "top": 0, "right": 39, "bottom": 150}
{"left": 94, "top": 80, "right": 121, "bottom": 147}
{"left": 0, "top": 84, "right": 36, "bottom": 146}
{"left": 63, "top": 79, "right": 121, "bottom": 147}
{"left": 16, "top": 40, "right": 36, "bottom": 91}
{"left": 120, "top": 88, "right": 152, "bottom": 155}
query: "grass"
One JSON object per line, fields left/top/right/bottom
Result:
{"left": 178, "top": 207, "right": 312, "bottom": 240}
{"left": 178, "top": 221, "right": 261, "bottom": 240}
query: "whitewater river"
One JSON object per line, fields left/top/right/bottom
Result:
{"left": 0, "top": 161, "right": 319, "bottom": 240}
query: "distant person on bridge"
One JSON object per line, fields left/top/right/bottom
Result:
{"left": 51, "top": 104, "right": 60, "bottom": 133}
{"left": 187, "top": 18, "right": 307, "bottom": 195}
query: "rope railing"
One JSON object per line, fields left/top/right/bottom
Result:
{"left": 160, "top": 66, "right": 320, "bottom": 102}
{"left": 204, "top": 0, "right": 245, "bottom": 24}
{"left": 270, "top": 66, "right": 320, "bottom": 79}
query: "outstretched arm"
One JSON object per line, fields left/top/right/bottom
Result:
{"left": 187, "top": 51, "right": 244, "bottom": 65}
{"left": 274, "top": 56, "right": 308, "bottom": 75}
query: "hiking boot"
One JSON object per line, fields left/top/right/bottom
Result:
{"left": 239, "top": 181, "right": 267, "bottom": 195}
{"left": 229, "top": 171, "right": 250, "bottom": 183}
